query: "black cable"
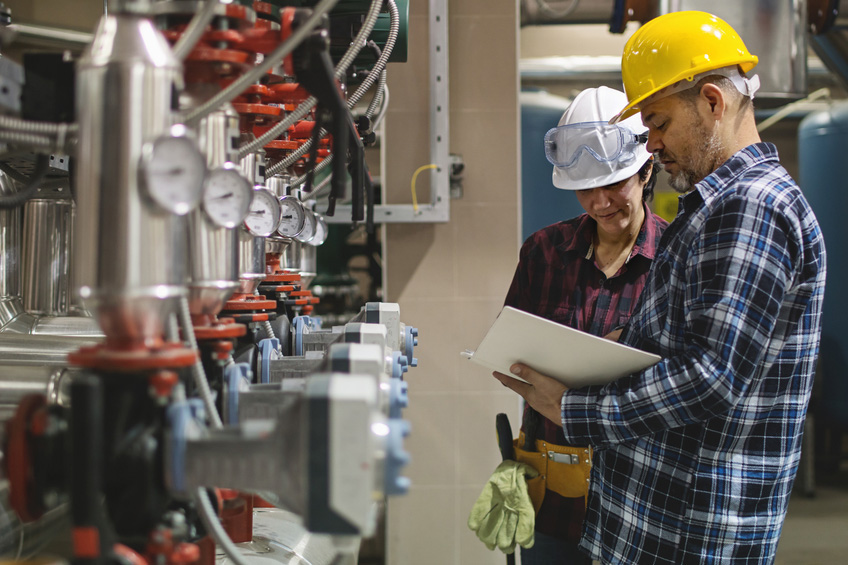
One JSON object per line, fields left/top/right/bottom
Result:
{"left": 0, "top": 154, "right": 50, "bottom": 208}
{"left": 303, "top": 109, "right": 327, "bottom": 194}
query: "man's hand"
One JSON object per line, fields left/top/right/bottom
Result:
{"left": 493, "top": 364, "right": 568, "bottom": 425}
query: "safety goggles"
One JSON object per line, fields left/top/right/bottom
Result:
{"left": 544, "top": 121, "right": 648, "bottom": 169}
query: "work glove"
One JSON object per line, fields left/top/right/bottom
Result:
{"left": 467, "top": 460, "right": 538, "bottom": 554}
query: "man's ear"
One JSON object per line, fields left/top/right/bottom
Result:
{"left": 699, "top": 83, "right": 726, "bottom": 119}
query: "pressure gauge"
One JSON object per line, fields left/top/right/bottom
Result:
{"left": 202, "top": 164, "right": 253, "bottom": 228}
{"left": 277, "top": 195, "right": 306, "bottom": 238}
{"left": 140, "top": 134, "right": 206, "bottom": 215}
{"left": 244, "top": 187, "right": 283, "bottom": 237}
{"left": 308, "top": 213, "right": 329, "bottom": 246}
{"left": 295, "top": 207, "right": 317, "bottom": 243}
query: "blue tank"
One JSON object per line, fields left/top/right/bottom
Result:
{"left": 520, "top": 89, "right": 584, "bottom": 242}
{"left": 798, "top": 102, "right": 848, "bottom": 428}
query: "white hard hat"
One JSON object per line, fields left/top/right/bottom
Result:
{"left": 549, "top": 86, "right": 652, "bottom": 190}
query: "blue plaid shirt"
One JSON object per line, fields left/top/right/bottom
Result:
{"left": 561, "top": 143, "right": 826, "bottom": 564}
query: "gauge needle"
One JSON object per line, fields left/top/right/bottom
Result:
{"left": 154, "top": 167, "right": 185, "bottom": 176}
{"left": 213, "top": 192, "right": 234, "bottom": 200}
{"left": 282, "top": 215, "right": 293, "bottom": 219}
{"left": 250, "top": 210, "right": 266, "bottom": 215}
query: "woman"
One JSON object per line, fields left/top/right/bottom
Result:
{"left": 505, "top": 86, "right": 668, "bottom": 564}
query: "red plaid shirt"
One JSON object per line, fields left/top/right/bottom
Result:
{"left": 504, "top": 202, "right": 667, "bottom": 541}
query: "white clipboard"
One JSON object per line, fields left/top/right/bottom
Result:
{"left": 463, "top": 306, "right": 660, "bottom": 388}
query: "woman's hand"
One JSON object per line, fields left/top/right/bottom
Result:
{"left": 493, "top": 364, "right": 568, "bottom": 425}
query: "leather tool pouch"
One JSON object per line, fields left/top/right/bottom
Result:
{"left": 513, "top": 431, "right": 592, "bottom": 514}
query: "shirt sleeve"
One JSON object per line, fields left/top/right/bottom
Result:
{"left": 504, "top": 237, "right": 534, "bottom": 310}
{"left": 561, "top": 191, "right": 801, "bottom": 448}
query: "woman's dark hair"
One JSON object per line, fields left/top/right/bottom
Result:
{"left": 639, "top": 157, "right": 658, "bottom": 202}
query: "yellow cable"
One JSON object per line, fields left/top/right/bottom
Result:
{"left": 411, "top": 164, "right": 438, "bottom": 213}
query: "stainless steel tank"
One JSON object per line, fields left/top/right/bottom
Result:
{"left": 235, "top": 140, "right": 269, "bottom": 293}
{"left": 74, "top": 4, "right": 188, "bottom": 342}
{"left": 186, "top": 100, "right": 241, "bottom": 315}
{"left": 22, "top": 199, "right": 73, "bottom": 316}
{"left": 660, "top": 0, "right": 807, "bottom": 100}
{"left": 265, "top": 175, "right": 293, "bottom": 267}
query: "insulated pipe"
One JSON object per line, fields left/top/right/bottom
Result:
{"left": 185, "top": 99, "right": 240, "bottom": 316}
{"left": 74, "top": 7, "right": 188, "bottom": 343}
{"left": 0, "top": 171, "right": 23, "bottom": 328}
{"left": 22, "top": 199, "right": 73, "bottom": 316}
{"left": 520, "top": 0, "right": 615, "bottom": 26}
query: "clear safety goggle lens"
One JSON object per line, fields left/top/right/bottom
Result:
{"left": 544, "top": 121, "right": 648, "bottom": 168}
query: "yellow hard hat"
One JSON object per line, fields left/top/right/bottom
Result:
{"left": 613, "top": 11, "right": 759, "bottom": 123}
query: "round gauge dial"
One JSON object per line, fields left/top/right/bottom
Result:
{"left": 295, "top": 207, "right": 317, "bottom": 243}
{"left": 245, "top": 187, "right": 283, "bottom": 237}
{"left": 308, "top": 213, "right": 329, "bottom": 246}
{"left": 277, "top": 195, "right": 306, "bottom": 238}
{"left": 140, "top": 134, "right": 206, "bottom": 215}
{"left": 202, "top": 165, "right": 253, "bottom": 228}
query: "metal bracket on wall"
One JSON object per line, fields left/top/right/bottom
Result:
{"left": 327, "top": 0, "right": 450, "bottom": 224}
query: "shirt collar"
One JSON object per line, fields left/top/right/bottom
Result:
{"left": 563, "top": 201, "right": 661, "bottom": 262}
{"left": 685, "top": 142, "right": 780, "bottom": 210}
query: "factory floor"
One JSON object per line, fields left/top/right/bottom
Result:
{"left": 775, "top": 442, "right": 848, "bottom": 565}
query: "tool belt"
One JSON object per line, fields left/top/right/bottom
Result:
{"left": 513, "top": 431, "right": 592, "bottom": 514}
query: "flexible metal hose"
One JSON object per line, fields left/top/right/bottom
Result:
{"left": 0, "top": 116, "right": 78, "bottom": 136}
{"left": 184, "top": 0, "right": 340, "bottom": 126}
{"left": 172, "top": 0, "right": 221, "bottom": 61}
{"left": 263, "top": 319, "right": 276, "bottom": 341}
{"left": 270, "top": 0, "right": 398, "bottom": 180}
{"left": 345, "top": 0, "right": 399, "bottom": 108}
{"left": 236, "top": 0, "right": 383, "bottom": 160}
{"left": 178, "top": 296, "right": 223, "bottom": 429}
{"left": 371, "top": 82, "right": 390, "bottom": 128}
{"left": 195, "top": 488, "right": 253, "bottom": 565}
{"left": 365, "top": 69, "right": 387, "bottom": 118}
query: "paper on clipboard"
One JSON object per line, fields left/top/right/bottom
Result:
{"left": 462, "top": 306, "right": 660, "bottom": 388}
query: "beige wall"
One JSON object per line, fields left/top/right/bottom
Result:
{"left": 4, "top": 0, "right": 102, "bottom": 30}
{"left": 383, "top": 1, "right": 523, "bottom": 564}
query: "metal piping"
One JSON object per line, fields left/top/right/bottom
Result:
{"left": 4, "top": 23, "right": 92, "bottom": 52}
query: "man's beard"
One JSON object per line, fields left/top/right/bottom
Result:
{"left": 663, "top": 122, "right": 725, "bottom": 194}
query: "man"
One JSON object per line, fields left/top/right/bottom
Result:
{"left": 494, "top": 11, "right": 826, "bottom": 564}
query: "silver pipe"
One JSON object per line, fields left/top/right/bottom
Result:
{"left": 196, "top": 488, "right": 252, "bottom": 565}
{"left": 186, "top": 102, "right": 240, "bottom": 316}
{"left": 74, "top": 10, "right": 188, "bottom": 342}
{"left": 172, "top": 0, "right": 220, "bottom": 61}
{"left": 520, "top": 0, "right": 614, "bottom": 26}
{"left": 179, "top": 296, "right": 223, "bottom": 429}
{"left": 5, "top": 23, "right": 93, "bottom": 51}
{"left": 237, "top": 231, "right": 266, "bottom": 294}
{"left": 0, "top": 334, "right": 97, "bottom": 365}
{"left": 0, "top": 365, "right": 79, "bottom": 417}
{"left": 0, "top": 171, "right": 21, "bottom": 301}
{"left": 22, "top": 199, "right": 73, "bottom": 316}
